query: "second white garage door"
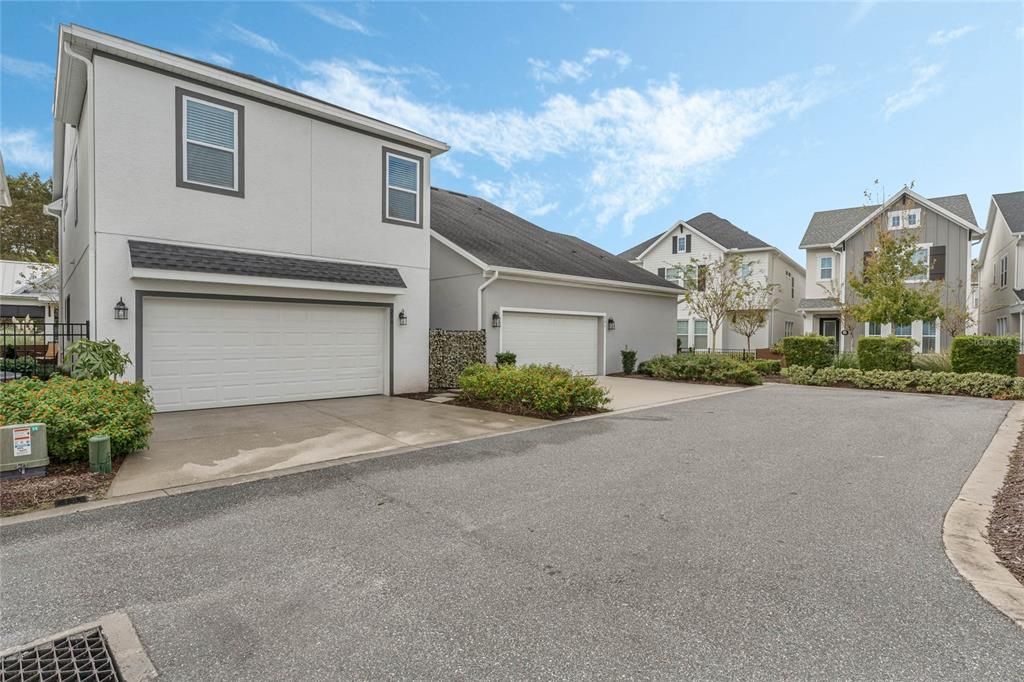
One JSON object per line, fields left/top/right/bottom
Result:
{"left": 142, "top": 297, "right": 387, "bottom": 412}
{"left": 501, "top": 311, "right": 601, "bottom": 375}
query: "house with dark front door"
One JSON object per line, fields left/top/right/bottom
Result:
{"left": 797, "top": 189, "right": 982, "bottom": 353}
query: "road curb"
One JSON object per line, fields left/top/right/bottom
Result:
{"left": 943, "top": 400, "right": 1024, "bottom": 629}
{"left": 0, "top": 385, "right": 754, "bottom": 527}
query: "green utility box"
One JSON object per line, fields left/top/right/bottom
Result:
{"left": 0, "top": 423, "right": 48, "bottom": 478}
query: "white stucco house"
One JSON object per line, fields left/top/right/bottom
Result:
{"left": 976, "top": 191, "right": 1024, "bottom": 342}
{"left": 52, "top": 25, "right": 449, "bottom": 411}
{"left": 619, "top": 213, "right": 805, "bottom": 351}
{"left": 430, "top": 188, "right": 682, "bottom": 374}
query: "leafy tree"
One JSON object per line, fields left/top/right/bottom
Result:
{"left": 848, "top": 224, "right": 942, "bottom": 327}
{"left": 729, "top": 278, "right": 780, "bottom": 352}
{"left": 0, "top": 173, "right": 57, "bottom": 262}
{"left": 678, "top": 254, "right": 774, "bottom": 351}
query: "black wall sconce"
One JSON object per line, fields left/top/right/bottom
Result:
{"left": 114, "top": 297, "right": 129, "bottom": 320}
{"left": 398, "top": 310, "right": 408, "bottom": 326}
{"left": 607, "top": 317, "right": 616, "bottom": 331}
{"left": 491, "top": 312, "right": 501, "bottom": 328}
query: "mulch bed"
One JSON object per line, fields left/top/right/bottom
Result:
{"left": 989, "top": 427, "right": 1024, "bottom": 586}
{"left": 0, "top": 458, "right": 123, "bottom": 517}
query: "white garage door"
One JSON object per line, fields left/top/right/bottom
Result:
{"left": 143, "top": 297, "right": 387, "bottom": 412}
{"left": 501, "top": 311, "right": 601, "bottom": 375}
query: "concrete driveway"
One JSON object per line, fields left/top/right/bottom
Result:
{"left": 3, "top": 384, "right": 1022, "bottom": 679}
{"left": 110, "top": 378, "right": 737, "bottom": 497}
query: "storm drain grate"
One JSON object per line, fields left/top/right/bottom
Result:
{"left": 1, "top": 626, "right": 122, "bottom": 682}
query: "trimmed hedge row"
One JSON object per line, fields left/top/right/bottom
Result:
{"left": 857, "top": 336, "right": 915, "bottom": 371}
{"left": 640, "top": 354, "right": 762, "bottom": 386}
{"left": 747, "top": 359, "right": 782, "bottom": 375}
{"left": 458, "top": 363, "right": 609, "bottom": 418}
{"left": 780, "top": 335, "right": 835, "bottom": 369}
{"left": 950, "top": 336, "right": 1018, "bottom": 376}
{"left": 0, "top": 376, "right": 155, "bottom": 461}
{"left": 782, "top": 365, "right": 1024, "bottom": 400}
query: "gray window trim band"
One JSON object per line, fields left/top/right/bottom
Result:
{"left": 134, "top": 291, "right": 395, "bottom": 398}
{"left": 175, "top": 87, "right": 246, "bottom": 198}
{"left": 381, "top": 147, "right": 424, "bottom": 229}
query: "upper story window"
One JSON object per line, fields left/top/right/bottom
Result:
{"left": 999, "top": 255, "right": 1009, "bottom": 288}
{"left": 888, "top": 208, "right": 921, "bottom": 230}
{"left": 819, "top": 255, "right": 833, "bottom": 280}
{"left": 176, "top": 88, "right": 244, "bottom": 197}
{"left": 383, "top": 149, "right": 422, "bottom": 226}
{"left": 890, "top": 213, "right": 901, "bottom": 228}
{"left": 740, "top": 263, "right": 752, "bottom": 279}
{"left": 664, "top": 266, "right": 683, "bottom": 283}
{"left": 908, "top": 246, "right": 930, "bottom": 282}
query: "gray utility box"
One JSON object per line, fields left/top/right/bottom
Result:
{"left": 0, "top": 423, "right": 49, "bottom": 478}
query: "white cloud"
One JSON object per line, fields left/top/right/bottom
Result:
{"left": 528, "top": 48, "right": 631, "bottom": 84}
{"left": 847, "top": 0, "right": 877, "bottom": 27}
{"left": 884, "top": 63, "right": 943, "bottom": 119}
{"left": 295, "top": 60, "right": 831, "bottom": 232}
{"left": 227, "top": 23, "right": 288, "bottom": 58}
{"left": 300, "top": 4, "right": 374, "bottom": 36}
{"left": 204, "top": 52, "right": 234, "bottom": 68}
{"left": 559, "top": 3, "right": 575, "bottom": 13}
{"left": 0, "top": 54, "right": 52, "bottom": 80}
{"left": 0, "top": 128, "right": 50, "bottom": 170}
{"left": 433, "top": 154, "right": 464, "bottom": 179}
{"left": 928, "top": 25, "right": 976, "bottom": 46}
{"left": 473, "top": 176, "right": 558, "bottom": 218}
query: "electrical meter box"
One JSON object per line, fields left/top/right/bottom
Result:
{"left": 0, "top": 423, "right": 49, "bottom": 477}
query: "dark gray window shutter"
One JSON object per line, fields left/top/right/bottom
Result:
{"left": 671, "top": 236, "right": 678, "bottom": 254}
{"left": 685, "top": 235, "right": 692, "bottom": 253}
{"left": 929, "top": 245, "right": 946, "bottom": 281}
{"left": 658, "top": 267, "right": 666, "bottom": 279}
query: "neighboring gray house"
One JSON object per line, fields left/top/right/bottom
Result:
{"left": 0, "top": 261, "right": 58, "bottom": 323}
{"left": 52, "top": 26, "right": 449, "bottom": 411}
{"left": 620, "top": 213, "right": 805, "bottom": 351}
{"left": 976, "top": 191, "right": 1024, "bottom": 341}
{"left": 430, "top": 188, "right": 681, "bottom": 374}
{"left": 798, "top": 189, "right": 982, "bottom": 353}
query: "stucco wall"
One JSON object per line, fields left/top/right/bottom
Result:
{"left": 428, "top": 239, "right": 481, "bottom": 330}
{"left": 978, "top": 206, "right": 1019, "bottom": 336}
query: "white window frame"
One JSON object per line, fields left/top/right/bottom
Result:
{"left": 181, "top": 94, "right": 240, "bottom": 192}
{"left": 996, "top": 316, "right": 1009, "bottom": 336}
{"left": 888, "top": 208, "right": 921, "bottom": 230}
{"left": 784, "top": 320, "right": 795, "bottom": 337}
{"left": 384, "top": 150, "right": 422, "bottom": 225}
{"left": 866, "top": 321, "right": 881, "bottom": 336}
{"left": 921, "top": 318, "right": 937, "bottom": 353}
{"left": 692, "top": 319, "right": 709, "bottom": 350}
{"left": 906, "top": 244, "right": 931, "bottom": 283}
{"left": 819, "top": 255, "right": 833, "bottom": 281}
{"left": 893, "top": 322, "right": 913, "bottom": 338}
{"left": 999, "top": 255, "right": 1009, "bottom": 288}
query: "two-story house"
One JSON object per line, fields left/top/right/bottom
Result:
{"left": 976, "top": 191, "right": 1024, "bottom": 341}
{"left": 797, "top": 189, "right": 982, "bottom": 353}
{"left": 619, "top": 213, "right": 805, "bottom": 351}
{"left": 51, "top": 25, "right": 449, "bottom": 411}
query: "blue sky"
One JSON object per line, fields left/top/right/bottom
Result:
{"left": 2, "top": 1, "right": 1022, "bottom": 262}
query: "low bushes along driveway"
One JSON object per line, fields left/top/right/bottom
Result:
{"left": 458, "top": 363, "right": 609, "bottom": 419}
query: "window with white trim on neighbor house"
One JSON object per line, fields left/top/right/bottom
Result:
{"left": 384, "top": 151, "right": 421, "bottom": 225}
{"left": 819, "top": 256, "right": 832, "bottom": 280}
{"left": 908, "top": 246, "right": 929, "bottom": 282}
{"left": 999, "top": 255, "right": 1008, "bottom": 288}
{"left": 996, "top": 317, "right": 1009, "bottom": 336}
{"left": 177, "top": 89, "right": 243, "bottom": 196}
{"left": 921, "top": 319, "right": 937, "bottom": 353}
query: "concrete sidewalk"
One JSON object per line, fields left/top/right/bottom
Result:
{"left": 596, "top": 375, "right": 740, "bottom": 410}
{"left": 109, "top": 397, "right": 544, "bottom": 497}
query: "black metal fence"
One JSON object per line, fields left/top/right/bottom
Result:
{"left": 1, "top": 321, "right": 90, "bottom": 381}
{"left": 680, "top": 347, "right": 758, "bottom": 360}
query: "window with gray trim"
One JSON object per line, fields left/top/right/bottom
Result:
{"left": 176, "top": 88, "right": 244, "bottom": 197}
{"left": 384, "top": 150, "right": 421, "bottom": 225}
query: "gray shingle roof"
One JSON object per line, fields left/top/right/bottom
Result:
{"left": 431, "top": 188, "right": 680, "bottom": 289}
{"left": 128, "top": 240, "right": 406, "bottom": 288}
{"left": 994, "top": 191, "right": 1024, "bottom": 234}
{"left": 618, "top": 212, "right": 773, "bottom": 260}
{"left": 798, "top": 298, "right": 839, "bottom": 310}
{"left": 800, "top": 194, "right": 978, "bottom": 248}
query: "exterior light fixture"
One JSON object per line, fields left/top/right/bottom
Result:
{"left": 491, "top": 312, "right": 501, "bottom": 328}
{"left": 607, "top": 317, "right": 616, "bottom": 331}
{"left": 113, "top": 297, "right": 129, "bottom": 320}
{"left": 398, "top": 309, "right": 408, "bottom": 326}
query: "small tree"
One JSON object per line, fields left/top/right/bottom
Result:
{"left": 939, "top": 280, "right": 972, "bottom": 339}
{"left": 677, "top": 254, "right": 748, "bottom": 351}
{"left": 848, "top": 223, "right": 942, "bottom": 328}
{"left": 729, "top": 279, "right": 780, "bottom": 353}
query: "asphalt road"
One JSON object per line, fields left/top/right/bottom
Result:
{"left": 2, "top": 384, "right": 1022, "bottom": 680}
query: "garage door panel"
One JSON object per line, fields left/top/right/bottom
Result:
{"left": 143, "top": 298, "right": 387, "bottom": 412}
{"left": 502, "top": 312, "right": 600, "bottom": 375}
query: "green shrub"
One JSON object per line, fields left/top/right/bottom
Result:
{"left": 857, "top": 336, "right": 915, "bottom": 371}
{"left": 0, "top": 376, "right": 155, "bottom": 461}
{"left": 950, "top": 336, "right": 1019, "bottom": 376}
{"left": 746, "top": 358, "right": 781, "bottom": 375}
{"left": 620, "top": 347, "right": 638, "bottom": 375}
{"left": 913, "top": 353, "right": 952, "bottom": 372}
{"left": 642, "top": 354, "right": 762, "bottom": 386}
{"left": 832, "top": 352, "right": 860, "bottom": 369}
{"left": 495, "top": 351, "right": 517, "bottom": 366}
{"left": 0, "top": 356, "right": 38, "bottom": 374}
{"left": 64, "top": 339, "right": 132, "bottom": 379}
{"left": 781, "top": 365, "right": 1024, "bottom": 399}
{"left": 458, "top": 363, "right": 609, "bottom": 418}
{"left": 780, "top": 335, "right": 835, "bottom": 369}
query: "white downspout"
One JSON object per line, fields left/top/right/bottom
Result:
{"left": 64, "top": 43, "right": 96, "bottom": 339}
{"left": 43, "top": 199, "right": 64, "bottom": 325}
{"left": 477, "top": 270, "right": 499, "bottom": 330}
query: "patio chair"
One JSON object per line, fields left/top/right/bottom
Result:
{"left": 35, "top": 341, "right": 58, "bottom": 362}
